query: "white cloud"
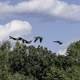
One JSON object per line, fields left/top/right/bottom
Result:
{"left": 0, "top": 20, "right": 32, "bottom": 41}
{"left": 0, "top": 0, "right": 80, "bottom": 20}
{"left": 57, "top": 48, "right": 67, "bottom": 56}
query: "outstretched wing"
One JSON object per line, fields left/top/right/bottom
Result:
{"left": 34, "top": 37, "right": 38, "bottom": 43}
{"left": 9, "top": 36, "right": 17, "bottom": 40}
{"left": 40, "top": 37, "right": 43, "bottom": 43}
{"left": 25, "top": 40, "right": 32, "bottom": 44}
{"left": 58, "top": 41, "right": 63, "bottom": 45}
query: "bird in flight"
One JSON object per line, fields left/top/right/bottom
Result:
{"left": 9, "top": 36, "right": 17, "bottom": 40}
{"left": 9, "top": 36, "right": 32, "bottom": 44}
{"left": 18, "top": 37, "right": 32, "bottom": 44}
{"left": 53, "top": 41, "right": 63, "bottom": 45}
{"left": 24, "top": 40, "right": 32, "bottom": 44}
{"left": 34, "top": 36, "right": 43, "bottom": 43}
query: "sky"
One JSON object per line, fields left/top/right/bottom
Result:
{"left": 0, "top": 0, "right": 80, "bottom": 55}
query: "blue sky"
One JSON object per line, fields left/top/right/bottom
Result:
{"left": 63, "top": 0, "right": 80, "bottom": 4}
{"left": 0, "top": 0, "right": 80, "bottom": 54}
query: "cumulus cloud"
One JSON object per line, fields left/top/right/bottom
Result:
{"left": 0, "top": 20, "right": 32, "bottom": 41}
{"left": 0, "top": 0, "right": 80, "bottom": 20}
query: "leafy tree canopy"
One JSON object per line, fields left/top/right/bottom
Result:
{"left": 0, "top": 40, "right": 80, "bottom": 80}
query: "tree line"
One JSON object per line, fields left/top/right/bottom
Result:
{"left": 0, "top": 40, "right": 80, "bottom": 80}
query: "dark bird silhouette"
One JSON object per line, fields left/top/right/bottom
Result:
{"left": 18, "top": 37, "right": 32, "bottom": 44}
{"left": 34, "top": 36, "right": 43, "bottom": 43}
{"left": 9, "top": 36, "right": 32, "bottom": 44}
{"left": 17, "top": 37, "right": 23, "bottom": 40}
{"left": 25, "top": 40, "right": 32, "bottom": 44}
{"left": 53, "top": 41, "right": 63, "bottom": 45}
{"left": 9, "top": 36, "right": 17, "bottom": 40}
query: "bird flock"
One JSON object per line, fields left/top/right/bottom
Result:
{"left": 9, "top": 36, "right": 63, "bottom": 45}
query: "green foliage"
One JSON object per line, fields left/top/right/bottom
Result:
{"left": 0, "top": 40, "right": 80, "bottom": 80}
